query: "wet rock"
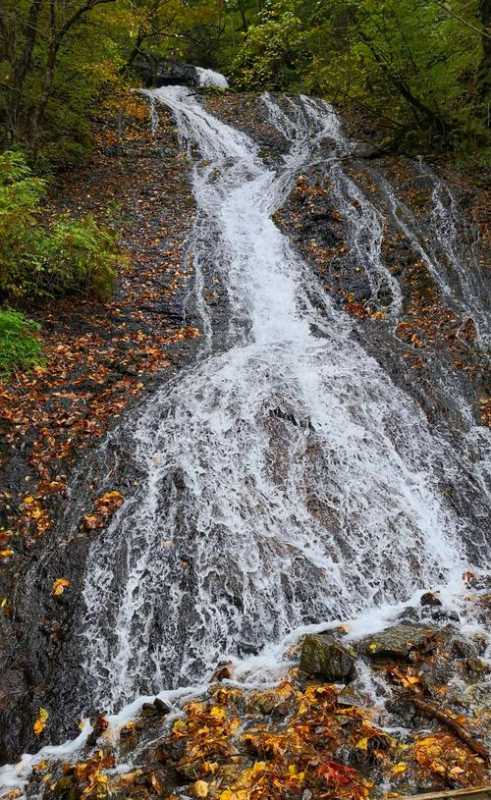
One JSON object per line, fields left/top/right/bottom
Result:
{"left": 237, "top": 641, "right": 259, "bottom": 657}
{"left": 463, "top": 657, "right": 491, "bottom": 678}
{"left": 395, "top": 605, "right": 420, "bottom": 623}
{"left": 451, "top": 636, "right": 480, "bottom": 660}
{"left": 86, "top": 714, "right": 109, "bottom": 747}
{"left": 141, "top": 697, "right": 172, "bottom": 718}
{"left": 300, "top": 633, "right": 356, "bottom": 683}
{"left": 337, "top": 686, "right": 365, "bottom": 708}
{"left": 270, "top": 406, "right": 298, "bottom": 426}
{"left": 134, "top": 55, "right": 199, "bottom": 88}
{"left": 212, "top": 661, "right": 234, "bottom": 681}
{"left": 420, "top": 591, "right": 442, "bottom": 607}
{"left": 361, "top": 624, "right": 438, "bottom": 660}
{"left": 154, "top": 697, "right": 171, "bottom": 716}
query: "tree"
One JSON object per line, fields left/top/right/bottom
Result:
{"left": 0, "top": 0, "right": 124, "bottom": 159}
{"left": 478, "top": 0, "right": 491, "bottom": 114}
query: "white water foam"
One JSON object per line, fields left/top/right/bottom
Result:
{"left": 195, "top": 67, "right": 229, "bottom": 90}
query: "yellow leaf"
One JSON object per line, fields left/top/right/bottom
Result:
{"left": 403, "top": 675, "right": 421, "bottom": 687}
{"left": 33, "top": 708, "right": 49, "bottom": 736}
{"left": 391, "top": 763, "right": 407, "bottom": 775}
{"left": 52, "top": 578, "right": 71, "bottom": 597}
{"left": 210, "top": 706, "right": 226, "bottom": 720}
{"left": 0, "top": 548, "right": 14, "bottom": 559}
{"left": 193, "top": 780, "right": 209, "bottom": 798}
{"left": 356, "top": 737, "right": 369, "bottom": 750}
{"left": 23, "top": 496, "right": 35, "bottom": 506}
{"left": 450, "top": 767, "right": 465, "bottom": 776}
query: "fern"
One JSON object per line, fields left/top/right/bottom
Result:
{"left": 0, "top": 309, "right": 44, "bottom": 377}
{"left": 0, "top": 151, "right": 119, "bottom": 302}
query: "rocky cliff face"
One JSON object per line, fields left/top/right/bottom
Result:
{"left": 0, "top": 86, "right": 490, "bottom": 800}
{"left": 0, "top": 95, "right": 200, "bottom": 764}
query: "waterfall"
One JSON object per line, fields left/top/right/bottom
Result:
{"left": 77, "top": 87, "right": 490, "bottom": 715}
{"left": 379, "top": 166, "right": 490, "bottom": 343}
{"left": 261, "top": 94, "right": 402, "bottom": 317}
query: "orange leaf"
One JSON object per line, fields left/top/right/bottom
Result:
{"left": 52, "top": 578, "right": 71, "bottom": 597}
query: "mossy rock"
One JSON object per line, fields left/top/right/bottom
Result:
{"left": 361, "top": 624, "right": 438, "bottom": 660}
{"left": 300, "top": 634, "right": 356, "bottom": 683}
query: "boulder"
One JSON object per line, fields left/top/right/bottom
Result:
{"left": 420, "top": 591, "right": 442, "bottom": 607}
{"left": 361, "top": 624, "right": 438, "bottom": 660}
{"left": 300, "top": 633, "right": 356, "bottom": 683}
{"left": 134, "top": 55, "right": 199, "bottom": 88}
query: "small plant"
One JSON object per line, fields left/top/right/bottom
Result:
{"left": 0, "top": 309, "right": 44, "bottom": 377}
{"left": 36, "top": 214, "right": 118, "bottom": 300}
{"left": 0, "top": 150, "right": 119, "bottom": 302}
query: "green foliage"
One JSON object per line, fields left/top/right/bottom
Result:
{"left": 226, "top": 0, "right": 491, "bottom": 153}
{"left": 1, "top": 0, "right": 489, "bottom": 162}
{"left": 230, "top": 1, "right": 306, "bottom": 90}
{"left": 0, "top": 150, "right": 118, "bottom": 302}
{"left": 36, "top": 214, "right": 118, "bottom": 300}
{"left": 0, "top": 0, "right": 229, "bottom": 163}
{"left": 0, "top": 309, "right": 43, "bottom": 377}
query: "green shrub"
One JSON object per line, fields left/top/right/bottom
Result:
{"left": 35, "top": 214, "right": 118, "bottom": 300}
{"left": 0, "top": 309, "right": 44, "bottom": 377}
{"left": 0, "top": 151, "right": 119, "bottom": 302}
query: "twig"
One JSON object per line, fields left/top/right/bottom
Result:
{"left": 403, "top": 692, "right": 490, "bottom": 761}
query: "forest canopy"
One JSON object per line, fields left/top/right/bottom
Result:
{"left": 1, "top": 0, "right": 490, "bottom": 164}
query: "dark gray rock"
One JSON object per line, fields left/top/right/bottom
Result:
{"left": 134, "top": 55, "right": 199, "bottom": 88}
{"left": 360, "top": 624, "right": 439, "bottom": 660}
{"left": 420, "top": 591, "right": 442, "bottom": 607}
{"left": 300, "top": 633, "right": 356, "bottom": 683}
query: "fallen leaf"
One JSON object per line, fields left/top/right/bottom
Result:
{"left": 52, "top": 577, "right": 71, "bottom": 597}
{"left": 33, "top": 708, "right": 49, "bottom": 736}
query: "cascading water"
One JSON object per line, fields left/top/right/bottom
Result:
{"left": 76, "top": 87, "right": 490, "bottom": 716}
{"left": 262, "top": 95, "right": 402, "bottom": 317}
{"left": 379, "top": 166, "right": 490, "bottom": 343}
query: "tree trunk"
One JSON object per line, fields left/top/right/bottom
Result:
{"left": 478, "top": 0, "right": 491, "bottom": 118}
{"left": 14, "top": 0, "right": 45, "bottom": 91}
{"left": 7, "top": 0, "right": 45, "bottom": 142}
{"left": 30, "top": 0, "right": 118, "bottom": 149}
{"left": 126, "top": 29, "right": 146, "bottom": 70}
